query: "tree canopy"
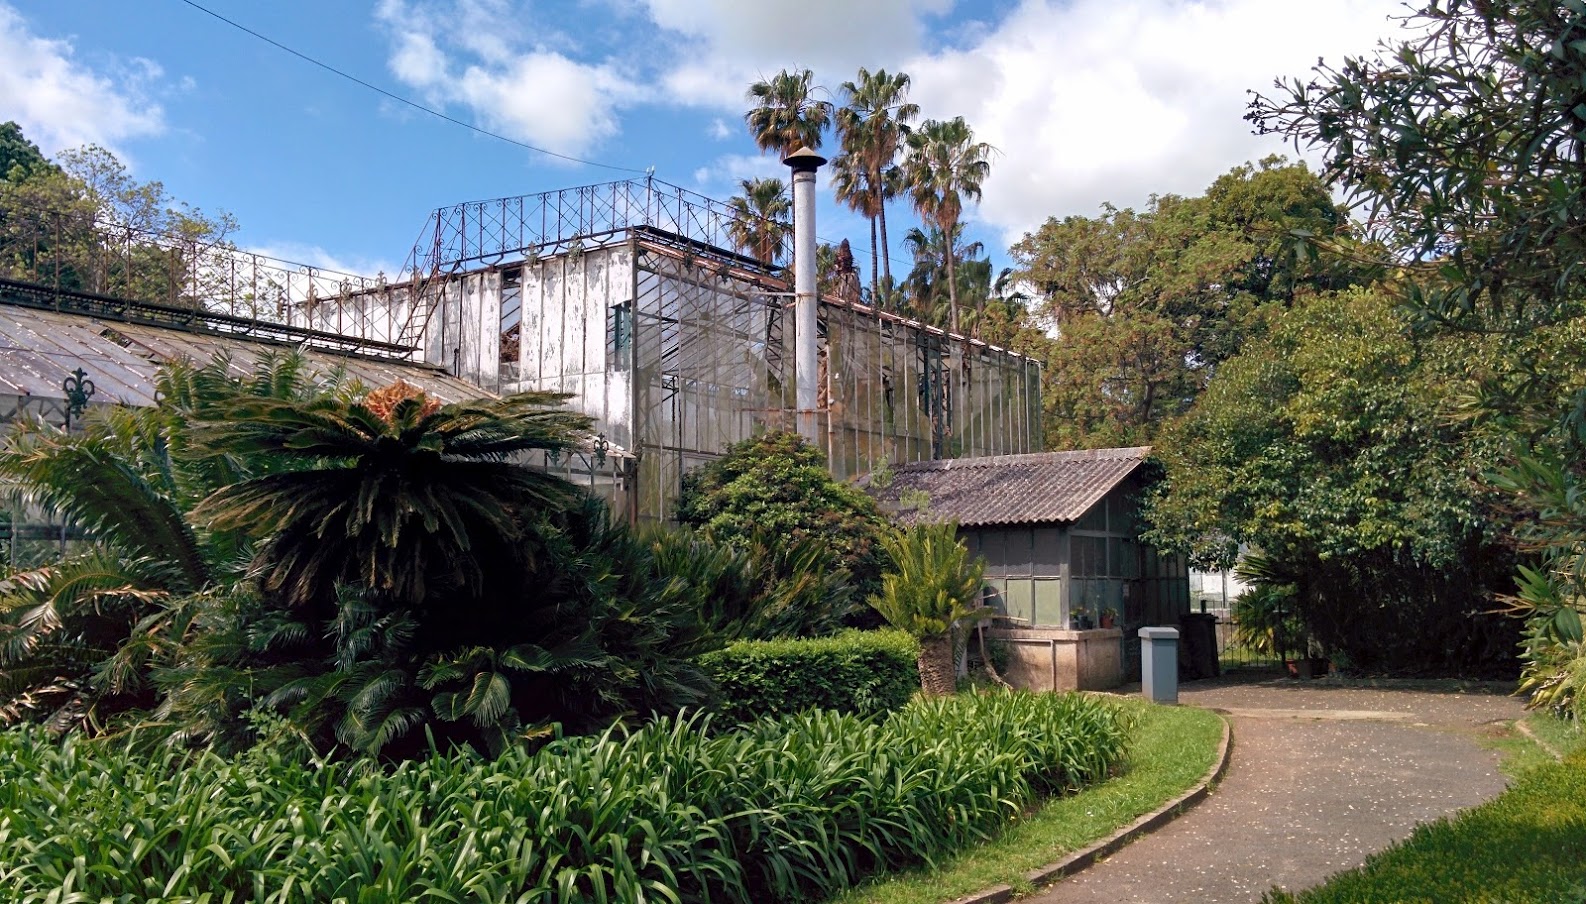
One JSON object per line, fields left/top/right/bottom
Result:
{"left": 677, "top": 431, "right": 890, "bottom": 598}
{"left": 1249, "top": 0, "right": 1586, "bottom": 704}
{"left": 1010, "top": 158, "right": 1358, "bottom": 449}
{"left": 1144, "top": 288, "right": 1517, "bottom": 673}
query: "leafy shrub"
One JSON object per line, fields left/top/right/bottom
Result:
{"left": 699, "top": 629, "right": 919, "bottom": 723}
{"left": 0, "top": 690, "right": 1131, "bottom": 903}
{"left": 677, "top": 431, "right": 890, "bottom": 597}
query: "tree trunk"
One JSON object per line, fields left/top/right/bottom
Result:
{"left": 869, "top": 215, "right": 880, "bottom": 304}
{"left": 944, "top": 231, "right": 960, "bottom": 335}
{"left": 878, "top": 190, "right": 892, "bottom": 290}
{"left": 918, "top": 633, "right": 957, "bottom": 697}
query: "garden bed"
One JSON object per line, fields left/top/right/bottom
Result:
{"left": 833, "top": 698, "right": 1226, "bottom": 904}
{"left": 0, "top": 690, "right": 1131, "bottom": 902}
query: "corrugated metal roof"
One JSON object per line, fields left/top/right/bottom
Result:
{"left": 0, "top": 302, "right": 486, "bottom": 411}
{"left": 870, "top": 447, "right": 1152, "bottom": 527}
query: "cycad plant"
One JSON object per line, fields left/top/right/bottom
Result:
{"left": 0, "top": 351, "right": 345, "bottom": 734}
{"left": 191, "top": 380, "right": 590, "bottom": 611}
{"left": 181, "top": 380, "right": 594, "bottom": 756}
{"left": 869, "top": 521, "right": 989, "bottom": 696}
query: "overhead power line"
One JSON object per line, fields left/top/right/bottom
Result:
{"left": 174, "top": 0, "right": 648, "bottom": 175}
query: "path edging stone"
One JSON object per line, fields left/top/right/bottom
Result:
{"left": 1513, "top": 717, "right": 1563, "bottom": 761}
{"left": 945, "top": 709, "right": 1233, "bottom": 904}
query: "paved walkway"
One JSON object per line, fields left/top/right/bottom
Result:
{"left": 1028, "top": 673, "right": 1525, "bottom": 904}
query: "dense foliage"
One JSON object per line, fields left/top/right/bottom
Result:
{"left": 0, "top": 353, "right": 346, "bottom": 732}
{"left": 1250, "top": 0, "right": 1586, "bottom": 695}
{"left": 698, "top": 629, "right": 919, "bottom": 724}
{"left": 1009, "top": 158, "right": 1358, "bottom": 449}
{"left": 677, "top": 431, "right": 889, "bottom": 599}
{"left": 1145, "top": 289, "right": 1517, "bottom": 673}
{"left": 0, "top": 354, "right": 826, "bottom": 758}
{"left": 0, "top": 690, "right": 1131, "bottom": 903}
{"left": 0, "top": 129, "right": 236, "bottom": 309}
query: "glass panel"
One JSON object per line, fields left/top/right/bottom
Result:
{"left": 1004, "top": 578, "right": 1034, "bottom": 626}
{"left": 1006, "top": 528, "right": 1034, "bottom": 577}
{"left": 1033, "top": 527, "right": 1062, "bottom": 575}
{"left": 981, "top": 578, "right": 1006, "bottom": 614}
{"left": 980, "top": 529, "right": 1007, "bottom": 575}
{"left": 1120, "top": 537, "right": 1140, "bottom": 578}
{"left": 1033, "top": 578, "right": 1064, "bottom": 627}
{"left": 1108, "top": 537, "right": 1122, "bottom": 577}
{"left": 1076, "top": 502, "right": 1106, "bottom": 533}
{"left": 1073, "top": 536, "right": 1106, "bottom": 577}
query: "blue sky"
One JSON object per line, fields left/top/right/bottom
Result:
{"left": 4, "top": 0, "right": 1406, "bottom": 282}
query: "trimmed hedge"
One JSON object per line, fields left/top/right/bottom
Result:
{"left": 700, "top": 629, "right": 920, "bottom": 722}
{"left": 0, "top": 691, "right": 1131, "bottom": 903}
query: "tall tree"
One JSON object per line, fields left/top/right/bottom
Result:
{"left": 835, "top": 68, "right": 918, "bottom": 297}
{"left": 829, "top": 151, "right": 883, "bottom": 296}
{"left": 725, "top": 177, "right": 791, "bottom": 265}
{"left": 0, "top": 122, "right": 53, "bottom": 185}
{"left": 744, "top": 68, "right": 831, "bottom": 157}
{"left": 1010, "top": 158, "right": 1356, "bottom": 448}
{"left": 1144, "top": 288, "right": 1517, "bottom": 673}
{"left": 1248, "top": 0, "right": 1586, "bottom": 711}
{"left": 899, "top": 222, "right": 987, "bottom": 330}
{"left": 902, "top": 117, "right": 993, "bottom": 335}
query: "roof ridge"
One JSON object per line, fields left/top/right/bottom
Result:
{"left": 893, "top": 446, "right": 1151, "bottom": 472}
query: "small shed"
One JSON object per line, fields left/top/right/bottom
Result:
{"left": 870, "top": 447, "right": 1191, "bottom": 690}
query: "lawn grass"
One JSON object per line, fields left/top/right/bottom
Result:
{"left": 1261, "top": 748, "right": 1586, "bottom": 904}
{"left": 1522, "top": 710, "right": 1586, "bottom": 759}
{"left": 831, "top": 698, "right": 1225, "bottom": 904}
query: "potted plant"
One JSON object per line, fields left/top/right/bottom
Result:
{"left": 1099, "top": 607, "right": 1117, "bottom": 629}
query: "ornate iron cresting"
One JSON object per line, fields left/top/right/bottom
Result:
{"left": 392, "top": 178, "right": 789, "bottom": 349}
{"left": 0, "top": 211, "right": 407, "bottom": 355}
{"left": 62, "top": 367, "right": 95, "bottom": 425}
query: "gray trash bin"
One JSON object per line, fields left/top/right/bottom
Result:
{"left": 1139, "top": 626, "right": 1180, "bottom": 704}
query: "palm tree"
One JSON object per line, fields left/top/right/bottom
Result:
{"left": 745, "top": 68, "right": 831, "bottom": 156}
{"left": 0, "top": 351, "right": 344, "bottom": 734}
{"left": 868, "top": 521, "right": 990, "bottom": 697}
{"left": 901, "top": 223, "right": 987, "bottom": 330}
{"left": 836, "top": 69, "right": 917, "bottom": 298}
{"left": 192, "top": 381, "right": 590, "bottom": 612}
{"left": 726, "top": 177, "right": 791, "bottom": 265}
{"left": 829, "top": 150, "right": 879, "bottom": 292}
{"left": 185, "top": 381, "right": 593, "bottom": 755}
{"left": 903, "top": 117, "right": 994, "bottom": 335}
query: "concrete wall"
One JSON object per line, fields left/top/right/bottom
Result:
{"left": 988, "top": 626, "right": 1124, "bottom": 692}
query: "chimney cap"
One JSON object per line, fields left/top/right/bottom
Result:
{"left": 782, "top": 147, "right": 827, "bottom": 172}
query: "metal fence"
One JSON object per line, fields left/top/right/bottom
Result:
{"left": 1212, "top": 613, "right": 1287, "bottom": 670}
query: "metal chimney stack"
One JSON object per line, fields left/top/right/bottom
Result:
{"left": 783, "top": 146, "right": 826, "bottom": 444}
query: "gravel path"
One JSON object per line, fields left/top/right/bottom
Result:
{"left": 1025, "top": 674, "right": 1524, "bottom": 904}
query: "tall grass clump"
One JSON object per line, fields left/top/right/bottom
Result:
{"left": 0, "top": 690, "right": 1131, "bottom": 903}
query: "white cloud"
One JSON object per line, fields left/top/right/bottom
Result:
{"left": 0, "top": 3, "right": 165, "bottom": 155}
{"left": 708, "top": 117, "right": 731, "bottom": 141}
{"left": 376, "top": 0, "right": 642, "bottom": 158}
{"left": 690, "top": 152, "right": 782, "bottom": 193}
{"left": 643, "top": 0, "right": 951, "bottom": 110}
{"left": 247, "top": 242, "right": 399, "bottom": 280}
{"left": 899, "top": 0, "right": 1404, "bottom": 245}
